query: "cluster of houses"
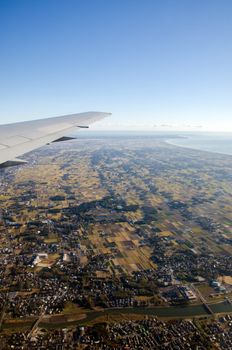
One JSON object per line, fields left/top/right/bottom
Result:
{"left": 2, "top": 316, "right": 232, "bottom": 349}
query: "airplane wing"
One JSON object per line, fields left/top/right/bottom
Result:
{"left": 0, "top": 111, "right": 110, "bottom": 167}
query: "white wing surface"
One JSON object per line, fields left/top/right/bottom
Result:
{"left": 0, "top": 111, "right": 110, "bottom": 167}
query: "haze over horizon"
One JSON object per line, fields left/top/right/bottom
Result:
{"left": 1, "top": 0, "right": 232, "bottom": 132}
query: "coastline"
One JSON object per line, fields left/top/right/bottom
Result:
{"left": 76, "top": 130, "right": 232, "bottom": 157}
{"left": 165, "top": 138, "right": 232, "bottom": 157}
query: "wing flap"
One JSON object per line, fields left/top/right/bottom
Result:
{"left": 0, "top": 158, "right": 28, "bottom": 168}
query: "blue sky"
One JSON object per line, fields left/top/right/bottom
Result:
{"left": 1, "top": 0, "right": 232, "bottom": 131}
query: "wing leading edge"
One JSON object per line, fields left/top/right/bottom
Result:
{"left": 0, "top": 111, "right": 110, "bottom": 167}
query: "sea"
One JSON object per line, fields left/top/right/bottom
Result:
{"left": 76, "top": 130, "right": 232, "bottom": 156}
{"left": 167, "top": 132, "right": 232, "bottom": 156}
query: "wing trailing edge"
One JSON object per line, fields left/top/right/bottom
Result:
{"left": 0, "top": 111, "right": 110, "bottom": 167}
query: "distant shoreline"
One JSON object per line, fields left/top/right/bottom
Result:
{"left": 166, "top": 137, "right": 232, "bottom": 157}
{"left": 76, "top": 130, "right": 232, "bottom": 157}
